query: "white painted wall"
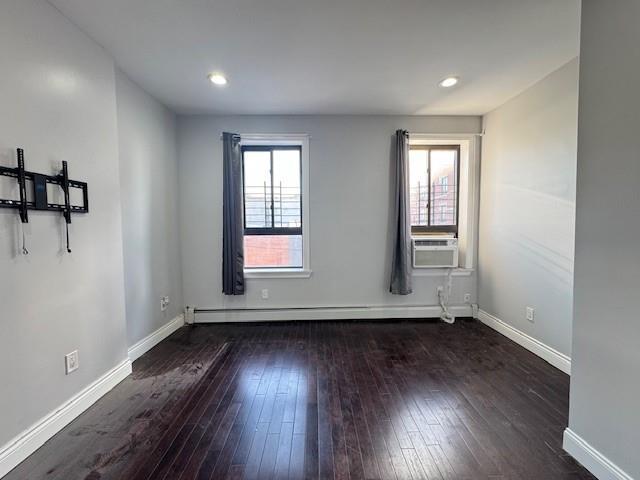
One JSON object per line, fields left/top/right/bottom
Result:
{"left": 177, "top": 115, "right": 481, "bottom": 315}
{"left": 566, "top": 1, "right": 640, "bottom": 478}
{"left": 115, "top": 70, "right": 184, "bottom": 346}
{"left": 478, "top": 59, "right": 579, "bottom": 357}
{"left": 0, "top": 0, "right": 127, "bottom": 448}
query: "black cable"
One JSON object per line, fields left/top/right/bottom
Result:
{"left": 21, "top": 221, "right": 28, "bottom": 255}
{"left": 65, "top": 221, "right": 71, "bottom": 253}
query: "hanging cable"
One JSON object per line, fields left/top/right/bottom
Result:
{"left": 439, "top": 268, "right": 455, "bottom": 324}
{"left": 65, "top": 221, "right": 71, "bottom": 253}
{"left": 21, "top": 220, "right": 29, "bottom": 255}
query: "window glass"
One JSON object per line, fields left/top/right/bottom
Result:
{"left": 243, "top": 151, "right": 272, "bottom": 229}
{"left": 430, "top": 150, "right": 456, "bottom": 226}
{"left": 242, "top": 146, "right": 303, "bottom": 268}
{"left": 440, "top": 176, "right": 448, "bottom": 193}
{"left": 244, "top": 234, "right": 303, "bottom": 268}
{"left": 409, "top": 149, "right": 428, "bottom": 226}
{"left": 272, "top": 150, "right": 301, "bottom": 228}
{"left": 409, "top": 146, "right": 458, "bottom": 233}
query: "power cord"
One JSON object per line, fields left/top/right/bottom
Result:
{"left": 439, "top": 268, "right": 455, "bottom": 324}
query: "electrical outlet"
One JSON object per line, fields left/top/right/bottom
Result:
{"left": 261, "top": 289, "right": 269, "bottom": 300}
{"left": 161, "top": 296, "right": 170, "bottom": 311}
{"left": 184, "top": 306, "right": 195, "bottom": 324}
{"left": 464, "top": 293, "right": 472, "bottom": 303}
{"left": 526, "top": 306, "right": 535, "bottom": 322}
{"left": 65, "top": 350, "right": 79, "bottom": 375}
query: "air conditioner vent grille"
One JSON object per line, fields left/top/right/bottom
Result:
{"left": 414, "top": 239, "right": 450, "bottom": 246}
{"left": 414, "top": 249, "right": 456, "bottom": 267}
{"left": 412, "top": 237, "right": 459, "bottom": 268}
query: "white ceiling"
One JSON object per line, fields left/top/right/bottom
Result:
{"left": 48, "top": 0, "right": 580, "bottom": 115}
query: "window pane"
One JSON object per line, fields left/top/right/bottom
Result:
{"left": 430, "top": 150, "right": 457, "bottom": 226}
{"left": 272, "top": 149, "right": 301, "bottom": 228}
{"left": 243, "top": 151, "right": 272, "bottom": 228}
{"left": 244, "top": 234, "right": 302, "bottom": 268}
{"left": 409, "top": 149, "right": 428, "bottom": 226}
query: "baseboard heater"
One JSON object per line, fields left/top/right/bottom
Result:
{"left": 195, "top": 305, "right": 388, "bottom": 313}
{"left": 187, "top": 304, "right": 474, "bottom": 324}
{"left": 194, "top": 304, "right": 440, "bottom": 313}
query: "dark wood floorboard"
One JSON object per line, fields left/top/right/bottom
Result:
{"left": 5, "top": 320, "right": 595, "bottom": 480}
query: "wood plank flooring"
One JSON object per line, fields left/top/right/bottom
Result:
{"left": 5, "top": 319, "right": 595, "bottom": 480}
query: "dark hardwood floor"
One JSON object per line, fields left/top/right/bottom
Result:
{"left": 6, "top": 319, "right": 594, "bottom": 480}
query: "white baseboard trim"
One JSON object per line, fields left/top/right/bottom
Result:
{"left": 128, "top": 314, "right": 185, "bottom": 362}
{"left": 0, "top": 359, "right": 132, "bottom": 479}
{"left": 477, "top": 309, "right": 571, "bottom": 374}
{"left": 563, "top": 428, "right": 633, "bottom": 480}
{"left": 194, "top": 304, "right": 473, "bottom": 323}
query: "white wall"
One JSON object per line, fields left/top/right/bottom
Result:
{"left": 115, "top": 70, "right": 183, "bottom": 346}
{"left": 0, "top": 0, "right": 127, "bottom": 448}
{"left": 478, "top": 59, "right": 579, "bottom": 357}
{"left": 178, "top": 115, "right": 481, "bottom": 316}
{"left": 565, "top": 1, "right": 640, "bottom": 478}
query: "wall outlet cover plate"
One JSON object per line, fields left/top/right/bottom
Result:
{"left": 65, "top": 350, "right": 79, "bottom": 374}
{"left": 526, "top": 307, "right": 535, "bottom": 322}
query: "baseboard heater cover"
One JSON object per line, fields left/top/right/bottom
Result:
{"left": 191, "top": 304, "right": 474, "bottom": 322}
{"left": 194, "top": 304, "right": 469, "bottom": 313}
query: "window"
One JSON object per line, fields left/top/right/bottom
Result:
{"left": 439, "top": 176, "right": 448, "bottom": 193}
{"left": 409, "top": 145, "right": 459, "bottom": 234}
{"left": 242, "top": 145, "right": 303, "bottom": 269}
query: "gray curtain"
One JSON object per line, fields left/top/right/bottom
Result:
{"left": 222, "top": 132, "right": 245, "bottom": 295}
{"left": 390, "top": 129, "right": 413, "bottom": 295}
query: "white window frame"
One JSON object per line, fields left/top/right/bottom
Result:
{"left": 240, "top": 134, "right": 311, "bottom": 279}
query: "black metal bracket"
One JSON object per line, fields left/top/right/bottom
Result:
{"left": 0, "top": 148, "right": 89, "bottom": 253}
{"left": 0, "top": 148, "right": 89, "bottom": 217}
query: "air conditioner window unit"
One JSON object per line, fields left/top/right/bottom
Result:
{"left": 412, "top": 236, "right": 459, "bottom": 268}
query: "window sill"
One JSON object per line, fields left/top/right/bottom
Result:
{"left": 411, "top": 268, "right": 474, "bottom": 277}
{"left": 244, "top": 268, "right": 312, "bottom": 279}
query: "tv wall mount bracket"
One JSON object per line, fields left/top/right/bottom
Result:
{"left": 0, "top": 148, "right": 89, "bottom": 254}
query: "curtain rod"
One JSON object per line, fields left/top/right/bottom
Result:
{"left": 219, "top": 132, "right": 483, "bottom": 139}
{"left": 219, "top": 133, "right": 311, "bottom": 140}
{"left": 407, "top": 132, "right": 485, "bottom": 137}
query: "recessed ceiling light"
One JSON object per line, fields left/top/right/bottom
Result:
{"left": 208, "top": 73, "right": 227, "bottom": 85}
{"left": 439, "top": 76, "right": 459, "bottom": 88}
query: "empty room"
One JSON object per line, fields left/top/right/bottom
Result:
{"left": 1, "top": 1, "right": 638, "bottom": 479}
